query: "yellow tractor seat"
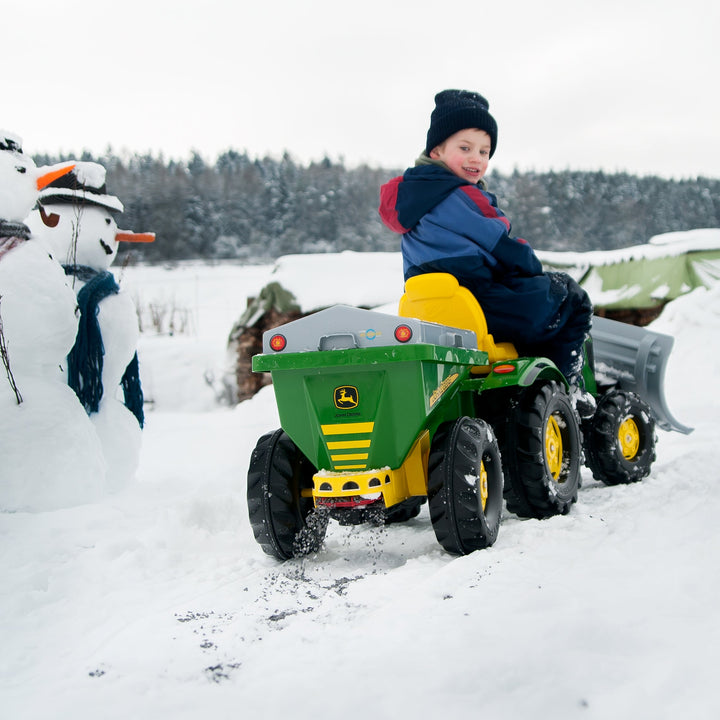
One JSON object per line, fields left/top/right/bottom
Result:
{"left": 398, "top": 273, "right": 518, "bottom": 367}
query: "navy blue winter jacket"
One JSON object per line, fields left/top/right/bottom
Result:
{"left": 379, "top": 164, "right": 568, "bottom": 341}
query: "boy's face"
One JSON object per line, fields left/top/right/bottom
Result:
{"left": 429, "top": 128, "right": 491, "bottom": 184}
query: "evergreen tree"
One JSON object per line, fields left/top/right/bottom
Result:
{"left": 32, "top": 149, "right": 720, "bottom": 263}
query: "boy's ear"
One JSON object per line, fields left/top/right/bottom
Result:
{"left": 429, "top": 146, "right": 440, "bottom": 159}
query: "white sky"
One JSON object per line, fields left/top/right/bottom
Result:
{"left": 5, "top": 0, "right": 719, "bottom": 178}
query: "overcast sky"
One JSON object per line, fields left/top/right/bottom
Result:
{"left": 5, "top": 0, "right": 719, "bottom": 178}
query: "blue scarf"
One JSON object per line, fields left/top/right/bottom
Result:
{"left": 65, "top": 265, "right": 144, "bottom": 428}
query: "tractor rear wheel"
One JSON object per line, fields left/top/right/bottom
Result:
{"left": 502, "top": 381, "right": 581, "bottom": 518}
{"left": 583, "top": 390, "right": 656, "bottom": 485}
{"left": 246, "top": 428, "right": 322, "bottom": 560}
{"left": 428, "top": 417, "right": 503, "bottom": 554}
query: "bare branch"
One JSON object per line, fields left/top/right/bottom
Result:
{"left": 0, "top": 295, "right": 23, "bottom": 404}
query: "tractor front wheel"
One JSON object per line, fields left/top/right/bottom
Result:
{"left": 583, "top": 390, "right": 656, "bottom": 485}
{"left": 428, "top": 417, "right": 503, "bottom": 554}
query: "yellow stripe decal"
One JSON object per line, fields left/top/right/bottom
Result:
{"left": 330, "top": 453, "right": 369, "bottom": 462}
{"left": 321, "top": 422, "right": 374, "bottom": 435}
{"left": 327, "top": 440, "right": 371, "bottom": 449}
{"left": 334, "top": 464, "right": 368, "bottom": 470}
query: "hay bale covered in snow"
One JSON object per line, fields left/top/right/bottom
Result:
{"left": 228, "top": 282, "right": 303, "bottom": 401}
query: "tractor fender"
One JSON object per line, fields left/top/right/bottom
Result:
{"left": 467, "top": 358, "right": 568, "bottom": 393}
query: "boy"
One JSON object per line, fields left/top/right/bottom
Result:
{"left": 379, "top": 89, "right": 593, "bottom": 391}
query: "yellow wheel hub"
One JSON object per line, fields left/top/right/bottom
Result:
{"left": 479, "top": 460, "right": 488, "bottom": 511}
{"left": 618, "top": 416, "right": 640, "bottom": 460}
{"left": 545, "top": 414, "right": 564, "bottom": 481}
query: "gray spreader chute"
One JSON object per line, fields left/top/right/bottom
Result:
{"left": 590, "top": 316, "right": 692, "bottom": 434}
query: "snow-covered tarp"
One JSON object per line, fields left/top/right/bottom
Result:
{"left": 538, "top": 228, "right": 720, "bottom": 310}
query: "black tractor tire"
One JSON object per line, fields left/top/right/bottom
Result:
{"left": 383, "top": 497, "right": 426, "bottom": 525}
{"left": 427, "top": 417, "right": 503, "bottom": 555}
{"left": 502, "top": 381, "right": 582, "bottom": 518}
{"left": 334, "top": 496, "right": 425, "bottom": 527}
{"left": 583, "top": 390, "right": 656, "bottom": 485}
{"left": 246, "top": 428, "right": 322, "bottom": 560}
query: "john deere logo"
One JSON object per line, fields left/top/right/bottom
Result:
{"left": 334, "top": 386, "right": 359, "bottom": 409}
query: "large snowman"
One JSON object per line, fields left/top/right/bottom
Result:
{"left": 26, "top": 161, "right": 154, "bottom": 491}
{"left": 0, "top": 132, "right": 107, "bottom": 510}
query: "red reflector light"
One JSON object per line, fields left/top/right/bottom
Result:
{"left": 269, "top": 334, "right": 287, "bottom": 352}
{"left": 493, "top": 364, "right": 515, "bottom": 374}
{"left": 394, "top": 324, "right": 413, "bottom": 343}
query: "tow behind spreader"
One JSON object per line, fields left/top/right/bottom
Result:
{"left": 247, "top": 273, "right": 691, "bottom": 559}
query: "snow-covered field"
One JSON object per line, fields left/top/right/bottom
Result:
{"left": 2, "top": 253, "right": 719, "bottom": 720}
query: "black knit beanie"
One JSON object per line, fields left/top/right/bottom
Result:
{"left": 425, "top": 89, "right": 498, "bottom": 158}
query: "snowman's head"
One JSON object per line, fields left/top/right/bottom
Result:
{"left": 25, "top": 161, "right": 122, "bottom": 269}
{"left": 27, "top": 160, "right": 154, "bottom": 268}
{"left": 28, "top": 200, "right": 122, "bottom": 270}
{"left": 0, "top": 131, "right": 74, "bottom": 223}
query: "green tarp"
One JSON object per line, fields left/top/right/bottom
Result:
{"left": 538, "top": 230, "right": 720, "bottom": 310}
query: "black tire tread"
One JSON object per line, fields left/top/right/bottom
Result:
{"left": 500, "top": 381, "right": 581, "bottom": 518}
{"left": 428, "top": 417, "right": 503, "bottom": 555}
{"left": 246, "top": 429, "right": 319, "bottom": 560}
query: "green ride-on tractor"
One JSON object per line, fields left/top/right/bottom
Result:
{"left": 247, "top": 273, "right": 691, "bottom": 559}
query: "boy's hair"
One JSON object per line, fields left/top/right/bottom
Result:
{"left": 425, "top": 89, "right": 498, "bottom": 158}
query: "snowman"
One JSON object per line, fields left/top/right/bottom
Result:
{"left": 25, "top": 161, "right": 155, "bottom": 490}
{"left": 0, "top": 131, "right": 107, "bottom": 511}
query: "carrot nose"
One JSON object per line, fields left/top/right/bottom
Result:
{"left": 36, "top": 162, "right": 75, "bottom": 190}
{"left": 115, "top": 231, "right": 156, "bottom": 243}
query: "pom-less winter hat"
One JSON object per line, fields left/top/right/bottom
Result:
{"left": 425, "top": 89, "right": 498, "bottom": 158}
{"left": 38, "top": 161, "right": 124, "bottom": 213}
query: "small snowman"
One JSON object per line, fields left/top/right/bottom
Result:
{"left": 26, "top": 161, "right": 155, "bottom": 490}
{"left": 0, "top": 132, "right": 107, "bottom": 511}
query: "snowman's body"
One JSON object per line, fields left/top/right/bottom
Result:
{"left": 65, "top": 255, "right": 143, "bottom": 492}
{"left": 0, "top": 134, "right": 106, "bottom": 511}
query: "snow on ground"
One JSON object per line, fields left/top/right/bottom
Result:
{"left": 2, "top": 254, "right": 719, "bottom": 720}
